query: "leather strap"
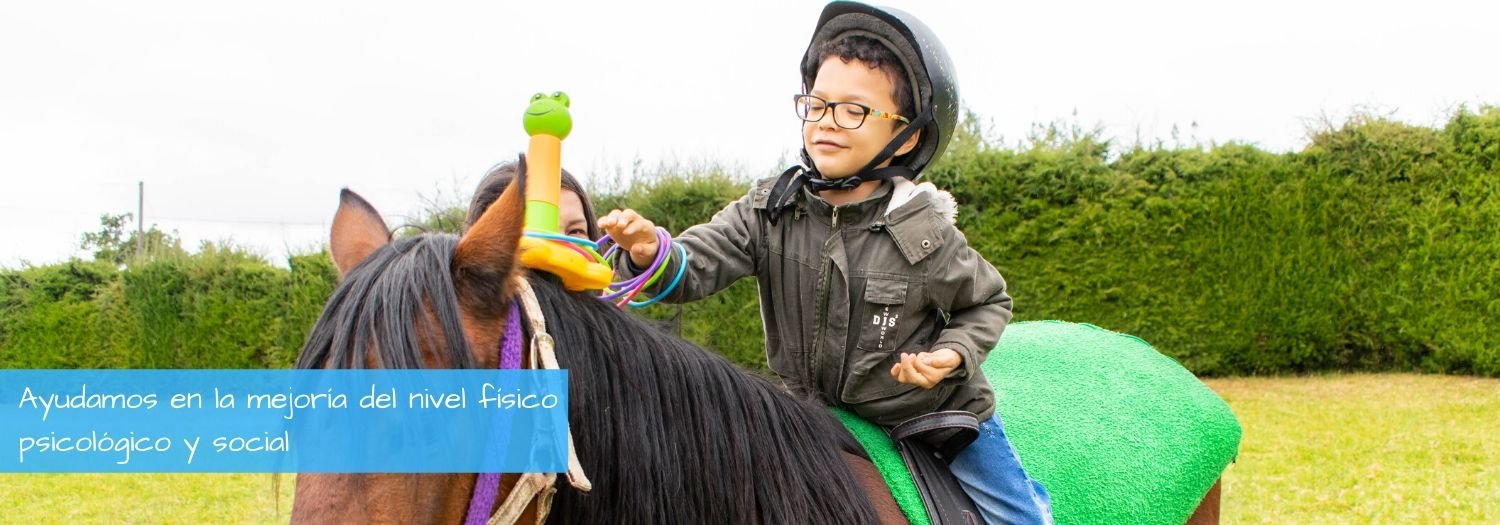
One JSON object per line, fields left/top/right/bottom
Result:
{"left": 891, "top": 410, "right": 980, "bottom": 462}
{"left": 480, "top": 277, "right": 592, "bottom": 525}
{"left": 765, "top": 108, "right": 932, "bottom": 225}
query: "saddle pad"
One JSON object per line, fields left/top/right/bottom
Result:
{"left": 835, "top": 321, "right": 1242, "bottom": 524}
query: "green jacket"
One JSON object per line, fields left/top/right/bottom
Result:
{"left": 627, "top": 177, "right": 1012, "bottom": 426}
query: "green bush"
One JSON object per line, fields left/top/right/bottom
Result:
{"left": 2, "top": 107, "right": 1495, "bottom": 376}
{"left": 918, "top": 106, "right": 1500, "bottom": 376}
{"left": 1, "top": 247, "right": 338, "bottom": 370}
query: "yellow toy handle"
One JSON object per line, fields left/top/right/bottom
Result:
{"left": 518, "top": 91, "right": 612, "bottom": 291}
{"left": 524, "top": 134, "right": 563, "bottom": 234}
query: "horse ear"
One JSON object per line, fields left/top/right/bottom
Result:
{"left": 455, "top": 157, "right": 526, "bottom": 281}
{"left": 330, "top": 189, "right": 392, "bottom": 277}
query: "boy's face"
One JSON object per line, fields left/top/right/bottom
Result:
{"left": 803, "top": 58, "right": 919, "bottom": 180}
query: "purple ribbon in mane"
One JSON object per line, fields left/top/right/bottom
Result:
{"left": 464, "top": 299, "right": 524, "bottom": 525}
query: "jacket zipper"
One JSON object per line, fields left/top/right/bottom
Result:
{"left": 809, "top": 206, "right": 841, "bottom": 391}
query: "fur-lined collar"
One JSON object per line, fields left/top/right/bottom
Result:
{"left": 886, "top": 177, "right": 958, "bottom": 224}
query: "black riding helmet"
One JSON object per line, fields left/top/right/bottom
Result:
{"left": 801, "top": 1, "right": 959, "bottom": 176}
{"left": 766, "top": 1, "right": 959, "bottom": 220}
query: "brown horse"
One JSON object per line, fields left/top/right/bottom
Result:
{"left": 289, "top": 174, "right": 1221, "bottom": 523}
{"left": 290, "top": 175, "right": 905, "bottom": 524}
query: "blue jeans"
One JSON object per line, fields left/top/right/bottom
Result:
{"left": 948, "top": 414, "right": 1053, "bottom": 525}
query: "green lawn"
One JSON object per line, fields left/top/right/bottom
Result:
{"left": 0, "top": 473, "right": 293, "bottom": 523}
{"left": 1206, "top": 374, "right": 1499, "bottom": 524}
{"left": 2, "top": 373, "right": 1495, "bottom": 523}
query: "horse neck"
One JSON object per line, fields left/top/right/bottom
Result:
{"left": 531, "top": 280, "right": 882, "bottom": 524}
{"left": 291, "top": 473, "right": 476, "bottom": 524}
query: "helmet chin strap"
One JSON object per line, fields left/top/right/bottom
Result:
{"left": 810, "top": 109, "right": 931, "bottom": 191}
{"left": 766, "top": 110, "right": 932, "bottom": 223}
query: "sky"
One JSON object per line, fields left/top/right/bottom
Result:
{"left": 2, "top": 0, "right": 1495, "bottom": 268}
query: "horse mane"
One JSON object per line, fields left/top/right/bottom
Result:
{"left": 295, "top": 234, "right": 882, "bottom": 522}
{"left": 296, "top": 235, "right": 477, "bottom": 370}
{"left": 528, "top": 273, "right": 881, "bottom": 524}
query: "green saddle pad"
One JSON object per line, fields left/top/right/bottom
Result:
{"left": 834, "top": 321, "right": 1242, "bottom": 525}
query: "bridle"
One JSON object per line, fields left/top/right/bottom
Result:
{"left": 464, "top": 277, "right": 591, "bottom": 525}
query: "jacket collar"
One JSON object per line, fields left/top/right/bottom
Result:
{"left": 751, "top": 176, "right": 952, "bottom": 265}
{"left": 802, "top": 179, "right": 894, "bottom": 221}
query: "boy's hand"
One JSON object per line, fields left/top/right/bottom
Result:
{"left": 890, "top": 348, "right": 962, "bottom": 389}
{"left": 598, "top": 209, "right": 660, "bottom": 268}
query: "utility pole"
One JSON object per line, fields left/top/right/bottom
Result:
{"left": 137, "top": 181, "right": 144, "bottom": 259}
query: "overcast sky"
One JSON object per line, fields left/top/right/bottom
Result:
{"left": 2, "top": 0, "right": 1495, "bottom": 268}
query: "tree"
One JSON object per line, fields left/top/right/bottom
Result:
{"left": 81, "top": 213, "right": 185, "bottom": 265}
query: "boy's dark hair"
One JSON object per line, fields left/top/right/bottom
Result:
{"left": 466, "top": 160, "right": 601, "bottom": 240}
{"left": 814, "top": 34, "right": 914, "bottom": 118}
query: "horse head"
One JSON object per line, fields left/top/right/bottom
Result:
{"left": 291, "top": 172, "right": 534, "bottom": 523}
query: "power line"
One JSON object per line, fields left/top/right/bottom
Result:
{"left": 0, "top": 208, "right": 327, "bottom": 227}
{"left": 149, "top": 216, "right": 327, "bottom": 227}
{"left": 0, "top": 206, "right": 328, "bottom": 227}
{"left": 136, "top": 181, "right": 143, "bottom": 259}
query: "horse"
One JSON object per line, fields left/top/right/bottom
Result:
{"left": 290, "top": 171, "right": 1226, "bottom": 523}
{"left": 290, "top": 174, "right": 905, "bottom": 524}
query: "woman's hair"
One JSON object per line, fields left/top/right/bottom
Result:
{"left": 465, "top": 160, "right": 601, "bottom": 240}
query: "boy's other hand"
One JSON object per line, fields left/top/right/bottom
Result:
{"left": 889, "top": 348, "right": 962, "bottom": 389}
{"left": 598, "top": 209, "right": 660, "bottom": 268}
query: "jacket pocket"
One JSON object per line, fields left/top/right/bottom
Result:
{"left": 840, "top": 346, "right": 918, "bottom": 404}
{"left": 840, "top": 347, "right": 951, "bottom": 426}
{"left": 842, "top": 278, "right": 915, "bottom": 404}
{"left": 858, "top": 277, "right": 908, "bottom": 354}
{"left": 765, "top": 338, "right": 812, "bottom": 391}
{"left": 841, "top": 277, "right": 949, "bottom": 419}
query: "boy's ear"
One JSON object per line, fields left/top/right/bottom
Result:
{"left": 895, "top": 127, "right": 922, "bottom": 158}
{"left": 329, "top": 189, "right": 392, "bottom": 277}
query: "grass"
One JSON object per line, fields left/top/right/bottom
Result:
{"left": 1205, "top": 374, "right": 1500, "bottom": 524}
{"left": 0, "top": 473, "right": 294, "bottom": 523}
{"left": 1, "top": 373, "right": 1494, "bottom": 523}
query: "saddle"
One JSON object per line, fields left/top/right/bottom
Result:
{"left": 838, "top": 409, "right": 984, "bottom": 525}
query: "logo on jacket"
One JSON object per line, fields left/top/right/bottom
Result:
{"left": 872, "top": 306, "right": 898, "bottom": 350}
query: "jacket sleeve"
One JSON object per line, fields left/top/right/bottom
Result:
{"left": 614, "top": 189, "right": 760, "bottom": 303}
{"left": 928, "top": 228, "right": 1012, "bottom": 382}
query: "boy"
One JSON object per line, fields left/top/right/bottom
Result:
{"left": 601, "top": 2, "right": 1051, "bottom": 523}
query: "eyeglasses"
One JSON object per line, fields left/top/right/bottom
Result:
{"left": 793, "top": 94, "right": 910, "bottom": 130}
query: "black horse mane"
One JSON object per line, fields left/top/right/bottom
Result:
{"left": 530, "top": 273, "right": 881, "bottom": 524}
{"left": 296, "top": 234, "right": 476, "bottom": 370}
{"left": 295, "top": 234, "right": 882, "bottom": 523}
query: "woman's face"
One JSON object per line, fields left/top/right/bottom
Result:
{"left": 559, "top": 190, "right": 589, "bottom": 239}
